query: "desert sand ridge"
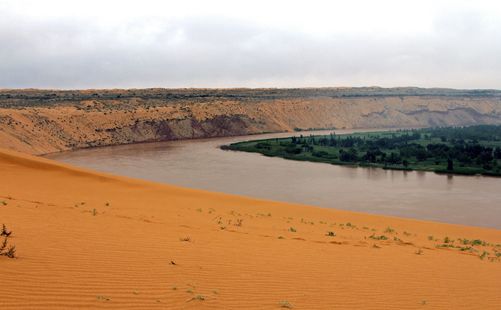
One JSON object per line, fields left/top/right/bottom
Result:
{"left": 0, "top": 147, "right": 500, "bottom": 309}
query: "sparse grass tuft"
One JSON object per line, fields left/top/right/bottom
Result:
{"left": 460, "top": 238, "right": 486, "bottom": 246}
{"left": 279, "top": 300, "right": 293, "bottom": 308}
{"left": 384, "top": 226, "right": 395, "bottom": 234}
{"left": 96, "top": 295, "right": 111, "bottom": 301}
{"left": 325, "top": 231, "right": 336, "bottom": 237}
{"left": 1, "top": 224, "right": 12, "bottom": 237}
{"left": 4, "top": 245, "right": 16, "bottom": 258}
{"left": 289, "top": 227, "right": 297, "bottom": 233}
{"left": 187, "top": 294, "right": 205, "bottom": 302}
{"left": 0, "top": 225, "right": 16, "bottom": 259}
{"left": 479, "top": 251, "right": 489, "bottom": 260}
{"left": 369, "top": 234, "right": 388, "bottom": 240}
{"left": 179, "top": 237, "right": 191, "bottom": 242}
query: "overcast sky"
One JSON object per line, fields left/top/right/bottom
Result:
{"left": 1, "top": 0, "right": 500, "bottom": 89}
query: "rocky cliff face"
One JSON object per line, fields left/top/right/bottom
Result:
{"left": 1, "top": 88, "right": 500, "bottom": 154}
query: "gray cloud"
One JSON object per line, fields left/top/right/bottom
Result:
{"left": 1, "top": 8, "right": 501, "bottom": 89}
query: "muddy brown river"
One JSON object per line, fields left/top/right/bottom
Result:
{"left": 46, "top": 129, "right": 501, "bottom": 228}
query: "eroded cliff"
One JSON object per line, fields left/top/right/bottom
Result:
{"left": 1, "top": 88, "right": 500, "bottom": 154}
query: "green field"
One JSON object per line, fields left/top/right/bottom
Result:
{"left": 222, "top": 125, "right": 501, "bottom": 177}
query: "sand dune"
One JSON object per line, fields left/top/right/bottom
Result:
{"left": 0, "top": 148, "right": 500, "bottom": 309}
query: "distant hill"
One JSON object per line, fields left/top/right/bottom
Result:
{"left": 1, "top": 87, "right": 500, "bottom": 154}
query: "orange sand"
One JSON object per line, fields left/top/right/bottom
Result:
{"left": 0, "top": 148, "right": 500, "bottom": 309}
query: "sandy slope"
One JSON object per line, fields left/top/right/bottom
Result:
{"left": 0, "top": 148, "right": 500, "bottom": 309}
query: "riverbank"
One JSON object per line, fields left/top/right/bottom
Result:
{"left": 1, "top": 148, "right": 500, "bottom": 309}
{"left": 224, "top": 126, "right": 501, "bottom": 177}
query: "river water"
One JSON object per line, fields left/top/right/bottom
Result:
{"left": 46, "top": 129, "right": 501, "bottom": 228}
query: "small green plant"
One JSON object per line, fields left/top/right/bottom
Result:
{"left": 289, "top": 227, "right": 297, "bottom": 233}
{"left": 279, "top": 300, "right": 293, "bottom": 308}
{"left": 369, "top": 234, "right": 388, "bottom": 240}
{"left": 443, "top": 236, "right": 451, "bottom": 243}
{"left": 471, "top": 239, "right": 485, "bottom": 246}
{"left": 325, "top": 231, "right": 336, "bottom": 237}
{"left": 384, "top": 226, "right": 395, "bottom": 234}
{"left": 345, "top": 222, "right": 356, "bottom": 228}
